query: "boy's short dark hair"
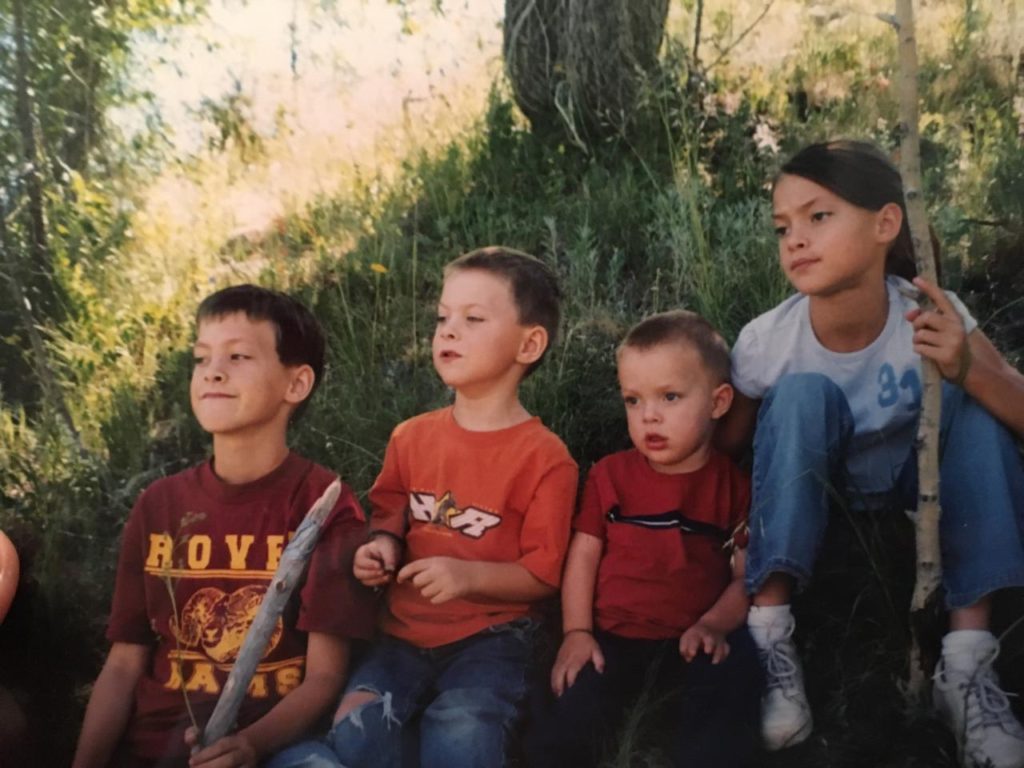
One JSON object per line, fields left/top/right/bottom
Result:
{"left": 618, "top": 310, "right": 731, "bottom": 386}
{"left": 196, "top": 284, "right": 325, "bottom": 421}
{"left": 444, "top": 246, "right": 562, "bottom": 377}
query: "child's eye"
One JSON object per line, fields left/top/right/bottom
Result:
{"left": 193, "top": 355, "right": 206, "bottom": 366}
{"left": 810, "top": 211, "right": 831, "bottom": 222}
{"left": 466, "top": 316, "right": 484, "bottom": 323}
{"left": 435, "top": 315, "right": 447, "bottom": 324}
{"left": 664, "top": 392, "right": 680, "bottom": 402}
{"left": 622, "top": 395, "right": 638, "bottom": 407}
{"left": 230, "top": 353, "right": 250, "bottom": 361}
{"left": 773, "top": 225, "right": 788, "bottom": 238}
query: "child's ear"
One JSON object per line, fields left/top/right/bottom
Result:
{"left": 284, "top": 365, "right": 316, "bottom": 405}
{"left": 710, "top": 382, "right": 734, "bottom": 420}
{"left": 876, "top": 202, "right": 903, "bottom": 245}
{"left": 516, "top": 325, "right": 549, "bottom": 367}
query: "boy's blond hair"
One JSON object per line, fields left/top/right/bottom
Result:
{"left": 618, "top": 310, "right": 731, "bottom": 385}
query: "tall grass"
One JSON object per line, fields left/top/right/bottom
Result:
{"left": 1, "top": 3, "right": 1023, "bottom": 764}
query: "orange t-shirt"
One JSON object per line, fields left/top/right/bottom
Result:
{"left": 369, "top": 407, "right": 578, "bottom": 647}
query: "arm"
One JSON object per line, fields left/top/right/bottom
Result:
{"left": 678, "top": 548, "right": 750, "bottom": 664}
{"left": 397, "top": 557, "right": 556, "bottom": 604}
{"left": 188, "top": 632, "right": 350, "bottom": 767}
{"left": 72, "top": 642, "right": 150, "bottom": 768}
{"left": 908, "top": 276, "right": 1024, "bottom": 437}
{"left": 550, "top": 532, "right": 605, "bottom": 696}
{"left": 715, "top": 390, "right": 761, "bottom": 460}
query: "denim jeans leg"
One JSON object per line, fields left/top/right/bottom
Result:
{"left": 746, "top": 373, "right": 856, "bottom": 594}
{"left": 328, "top": 636, "right": 433, "bottom": 768}
{"left": 672, "top": 627, "right": 764, "bottom": 768}
{"left": 898, "top": 384, "right": 1024, "bottom": 609}
{"left": 419, "top": 619, "right": 537, "bottom": 768}
{"left": 263, "top": 740, "right": 342, "bottom": 768}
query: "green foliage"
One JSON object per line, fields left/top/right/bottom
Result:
{"left": 2, "top": 3, "right": 1023, "bottom": 764}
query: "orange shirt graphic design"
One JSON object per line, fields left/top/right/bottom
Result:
{"left": 410, "top": 490, "right": 501, "bottom": 538}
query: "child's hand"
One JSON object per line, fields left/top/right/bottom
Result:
{"left": 679, "top": 622, "right": 730, "bottom": 664}
{"left": 551, "top": 630, "right": 604, "bottom": 697}
{"left": 353, "top": 535, "right": 401, "bottom": 587}
{"left": 906, "top": 276, "right": 971, "bottom": 385}
{"left": 184, "top": 726, "right": 258, "bottom": 768}
{"left": 397, "top": 556, "right": 473, "bottom": 604}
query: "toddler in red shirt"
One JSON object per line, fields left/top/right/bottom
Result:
{"left": 525, "top": 309, "right": 764, "bottom": 768}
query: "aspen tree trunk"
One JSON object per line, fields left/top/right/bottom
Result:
{"left": 198, "top": 480, "right": 342, "bottom": 749}
{"left": 894, "top": 0, "right": 944, "bottom": 702}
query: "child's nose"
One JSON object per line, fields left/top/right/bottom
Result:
{"left": 204, "top": 364, "right": 226, "bottom": 383}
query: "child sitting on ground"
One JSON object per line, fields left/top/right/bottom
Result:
{"left": 313, "top": 246, "right": 578, "bottom": 768}
{"left": 526, "top": 309, "right": 763, "bottom": 768}
{"left": 72, "top": 285, "right": 376, "bottom": 768}
{"left": 721, "top": 140, "right": 1024, "bottom": 768}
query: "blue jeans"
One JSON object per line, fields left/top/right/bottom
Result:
{"left": 316, "top": 618, "right": 537, "bottom": 768}
{"left": 746, "top": 373, "right": 1024, "bottom": 608}
{"left": 523, "top": 628, "right": 763, "bottom": 768}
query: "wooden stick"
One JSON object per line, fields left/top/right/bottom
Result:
{"left": 893, "top": 0, "right": 944, "bottom": 702}
{"left": 197, "top": 479, "right": 342, "bottom": 749}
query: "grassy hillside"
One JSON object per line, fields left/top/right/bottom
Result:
{"left": 1, "top": 2, "right": 1022, "bottom": 764}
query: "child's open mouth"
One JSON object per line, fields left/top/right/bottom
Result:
{"left": 644, "top": 435, "right": 667, "bottom": 449}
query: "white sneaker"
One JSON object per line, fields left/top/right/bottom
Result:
{"left": 934, "top": 642, "right": 1024, "bottom": 768}
{"left": 756, "top": 615, "right": 813, "bottom": 750}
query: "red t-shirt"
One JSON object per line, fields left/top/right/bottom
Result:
{"left": 369, "top": 407, "right": 578, "bottom": 648}
{"left": 575, "top": 449, "right": 750, "bottom": 640}
{"left": 106, "top": 452, "right": 376, "bottom": 764}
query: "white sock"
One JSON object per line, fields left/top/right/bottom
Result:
{"left": 748, "top": 604, "right": 793, "bottom": 646}
{"left": 941, "top": 630, "right": 997, "bottom": 673}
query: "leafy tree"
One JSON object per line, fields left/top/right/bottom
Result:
{"left": 0, "top": 0, "right": 200, "bottom": 410}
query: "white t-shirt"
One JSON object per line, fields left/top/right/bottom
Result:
{"left": 732, "top": 276, "right": 977, "bottom": 495}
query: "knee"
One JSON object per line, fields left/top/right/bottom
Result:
{"left": 427, "top": 687, "right": 519, "bottom": 729}
{"left": 328, "top": 688, "right": 403, "bottom": 760}
{"left": 766, "top": 372, "right": 839, "bottom": 407}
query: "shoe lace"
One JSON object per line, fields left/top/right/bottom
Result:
{"left": 761, "top": 627, "right": 800, "bottom": 694}
{"left": 964, "top": 656, "right": 1024, "bottom": 736}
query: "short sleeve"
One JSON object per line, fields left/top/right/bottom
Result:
{"left": 516, "top": 460, "right": 579, "bottom": 587}
{"left": 573, "top": 463, "right": 611, "bottom": 540}
{"left": 731, "top": 322, "right": 768, "bottom": 400}
{"left": 106, "top": 494, "right": 155, "bottom": 645}
{"left": 298, "top": 485, "right": 377, "bottom": 639}
{"left": 367, "top": 429, "right": 409, "bottom": 539}
{"left": 945, "top": 290, "right": 978, "bottom": 335}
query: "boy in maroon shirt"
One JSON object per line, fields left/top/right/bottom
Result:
{"left": 526, "top": 310, "right": 763, "bottom": 768}
{"left": 73, "top": 285, "right": 375, "bottom": 768}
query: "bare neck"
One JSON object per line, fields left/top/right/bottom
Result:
{"left": 451, "top": 385, "right": 531, "bottom": 432}
{"left": 808, "top": 281, "right": 890, "bottom": 353}
{"left": 211, "top": 434, "right": 290, "bottom": 485}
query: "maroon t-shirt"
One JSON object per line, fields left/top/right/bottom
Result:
{"left": 575, "top": 449, "right": 750, "bottom": 640}
{"left": 106, "top": 452, "right": 376, "bottom": 764}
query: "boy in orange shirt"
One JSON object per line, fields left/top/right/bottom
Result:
{"left": 325, "top": 247, "right": 578, "bottom": 768}
{"left": 526, "top": 310, "right": 763, "bottom": 768}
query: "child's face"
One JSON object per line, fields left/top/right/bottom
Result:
{"left": 772, "top": 174, "right": 895, "bottom": 297}
{"left": 190, "top": 312, "right": 310, "bottom": 440}
{"left": 617, "top": 342, "right": 731, "bottom": 474}
{"left": 432, "top": 268, "right": 539, "bottom": 395}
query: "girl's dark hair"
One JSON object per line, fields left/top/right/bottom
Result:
{"left": 196, "top": 284, "right": 325, "bottom": 422}
{"left": 776, "top": 140, "right": 931, "bottom": 280}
